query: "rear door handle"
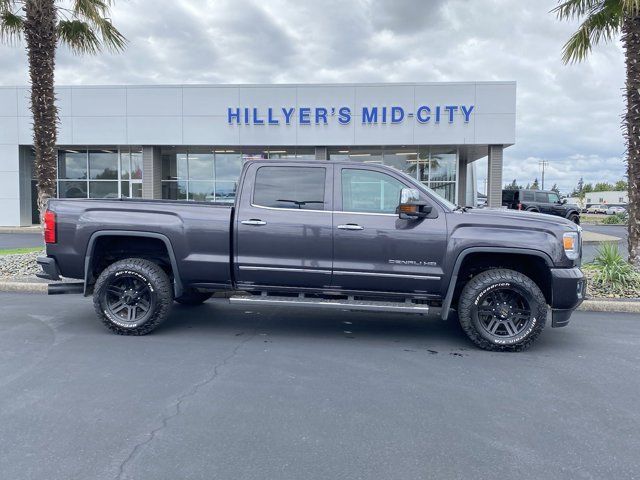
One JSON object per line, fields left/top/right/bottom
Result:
{"left": 337, "top": 224, "right": 364, "bottom": 231}
{"left": 241, "top": 219, "right": 267, "bottom": 226}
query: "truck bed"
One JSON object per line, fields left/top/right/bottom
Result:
{"left": 46, "top": 198, "right": 234, "bottom": 289}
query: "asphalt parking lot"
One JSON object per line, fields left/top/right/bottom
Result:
{"left": 1, "top": 293, "right": 639, "bottom": 479}
{"left": 0, "top": 233, "right": 42, "bottom": 250}
{"left": 582, "top": 224, "right": 628, "bottom": 263}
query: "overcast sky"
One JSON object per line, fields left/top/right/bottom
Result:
{"left": 0, "top": 0, "right": 627, "bottom": 194}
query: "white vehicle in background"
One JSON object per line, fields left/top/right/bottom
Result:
{"left": 606, "top": 206, "right": 627, "bottom": 215}
{"left": 587, "top": 204, "right": 608, "bottom": 214}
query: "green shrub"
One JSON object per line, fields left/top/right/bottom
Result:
{"left": 587, "top": 242, "right": 640, "bottom": 293}
{"left": 601, "top": 212, "right": 627, "bottom": 224}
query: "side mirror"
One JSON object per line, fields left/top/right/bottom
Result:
{"left": 399, "top": 188, "right": 432, "bottom": 219}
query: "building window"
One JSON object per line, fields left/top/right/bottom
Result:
{"left": 329, "top": 146, "right": 458, "bottom": 203}
{"left": 120, "top": 147, "right": 143, "bottom": 198}
{"left": 56, "top": 147, "right": 142, "bottom": 199}
{"left": 161, "top": 147, "right": 242, "bottom": 203}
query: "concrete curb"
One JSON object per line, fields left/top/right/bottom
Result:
{"left": 578, "top": 299, "right": 640, "bottom": 314}
{"left": 0, "top": 281, "right": 48, "bottom": 294}
{"left": 0, "top": 227, "right": 42, "bottom": 234}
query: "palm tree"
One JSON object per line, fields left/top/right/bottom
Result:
{"left": 554, "top": 0, "right": 640, "bottom": 267}
{"left": 0, "top": 0, "right": 125, "bottom": 223}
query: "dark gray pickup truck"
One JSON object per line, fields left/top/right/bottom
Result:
{"left": 38, "top": 160, "right": 585, "bottom": 351}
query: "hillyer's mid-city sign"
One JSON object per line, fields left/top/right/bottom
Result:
{"left": 227, "top": 105, "right": 475, "bottom": 126}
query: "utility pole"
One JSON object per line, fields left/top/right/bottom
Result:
{"left": 539, "top": 160, "right": 549, "bottom": 190}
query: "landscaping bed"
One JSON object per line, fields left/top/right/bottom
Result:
{"left": 0, "top": 249, "right": 44, "bottom": 277}
{"left": 583, "top": 267, "right": 640, "bottom": 299}
{"left": 582, "top": 242, "right": 640, "bottom": 299}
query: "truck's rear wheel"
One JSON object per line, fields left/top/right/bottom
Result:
{"left": 93, "top": 258, "right": 173, "bottom": 335}
{"left": 175, "top": 291, "right": 212, "bottom": 305}
{"left": 457, "top": 269, "right": 547, "bottom": 351}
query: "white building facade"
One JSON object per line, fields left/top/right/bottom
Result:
{"left": 0, "top": 82, "right": 516, "bottom": 226}
{"left": 567, "top": 191, "right": 629, "bottom": 209}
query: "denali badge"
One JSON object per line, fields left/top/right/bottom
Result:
{"left": 388, "top": 260, "right": 437, "bottom": 267}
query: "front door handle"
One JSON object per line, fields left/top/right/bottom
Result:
{"left": 337, "top": 224, "right": 364, "bottom": 231}
{"left": 241, "top": 219, "right": 267, "bottom": 226}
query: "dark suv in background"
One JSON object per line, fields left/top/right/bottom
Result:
{"left": 502, "top": 189, "right": 581, "bottom": 224}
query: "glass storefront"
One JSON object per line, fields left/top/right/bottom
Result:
{"left": 160, "top": 147, "right": 316, "bottom": 203}
{"left": 30, "top": 145, "right": 457, "bottom": 211}
{"left": 328, "top": 146, "right": 458, "bottom": 203}
{"left": 56, "top": 147, "right": 142, "bottom": 199}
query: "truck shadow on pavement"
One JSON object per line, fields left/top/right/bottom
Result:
{"left": 156, "top": 301, "right": 572, "bottom": 354}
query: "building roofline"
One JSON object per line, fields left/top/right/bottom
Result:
{"left": 0, "top": 81, "right": 517, "bottom": 89}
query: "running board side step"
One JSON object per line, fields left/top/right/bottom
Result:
{"left": 48, "top": 282, "right": 84, "bottom": 295}
{"left": 228, "top": 294, "right": 431, "bottom": 314}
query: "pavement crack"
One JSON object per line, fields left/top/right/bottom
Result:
{"left": 115, "top": 331, "right": 256, "bottom": 480}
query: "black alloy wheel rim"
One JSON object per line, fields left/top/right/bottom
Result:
{"left": 105, "top": 275, "right": 152, "bottom": 324}
{"left": 475, "top": 288, "right": 532, "bottom": 338}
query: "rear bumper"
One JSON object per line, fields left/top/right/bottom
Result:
{"left": 36, "top": 256, "right": 61, "bottom": 281}
{"left": 550, "top": 267, "right": 586, "bottom": 328}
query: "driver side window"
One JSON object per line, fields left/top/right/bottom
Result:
{"left": 341, "top": 169, "right": 403, "bottom": 214}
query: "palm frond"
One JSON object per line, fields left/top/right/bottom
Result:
{"left": 560, "top": 1, "right": 623, "bottom": 63}
{"left": 0, "top": 0, "right": 19, "bottom": 12}
{"left": 0, "top": 10, "right": 23, "bottom": 43}
{"left": 59, "top": 0, "right": 126, "bottom": 53}
{"left": 72, "top": 0, "right": 108, "bottom": 23}
{"left": 57, "top": 19, "right": 100, "bottom": 54}
{"left": 94, "top": 16, "right": 126, "bottom": 52}
{"left": 621, "top": 0, "right": 640, "bottom": 16}
{"left": 552, "top": 0, "right": 604, "bottom": 20}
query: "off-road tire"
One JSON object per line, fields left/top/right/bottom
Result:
{"left": 93, "top": 258, "right": 173, "bottom": 335}
{"left": 457, "top": 268, "right": 547, "bottom": 352}
{"left": 568, "top": 213, "right": 580, "bottom": 224}
{"left": 175, "top": 291, "right": 212, "bottom": 305}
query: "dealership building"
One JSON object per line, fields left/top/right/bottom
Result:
{"left": 0, "top": 82, "right": 516, "bottom": 226}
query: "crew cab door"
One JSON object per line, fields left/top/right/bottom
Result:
{"left": 331, "top": 166, "right": 447, "bottom": 295}
{"left": 546, "top": 191, "right": 566, "bottom": 217}
{"left": 234, "top": 162, "right": 333, "bottom": 289}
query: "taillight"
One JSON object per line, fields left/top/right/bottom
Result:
{"left": 44, "top": 210, "right": 56, "bottom": 244}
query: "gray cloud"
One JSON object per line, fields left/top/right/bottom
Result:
{"left": 0, "top": 0, "right": 627, "bottom": 194}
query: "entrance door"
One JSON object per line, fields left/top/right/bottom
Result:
{"left": 332, "top": 166, "right": 447, "bottom": 295}
{"left": 235, "top": 163, "right": 333, "bottom": 289}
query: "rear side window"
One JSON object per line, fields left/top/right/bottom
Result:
{"left": 522, "top": 191, "right": 534, "bottom": 202}
{"left": 253, "top": 166, "right": 326, "bottom": 210}
{"left": 502, "top": 191, "right": 516, "bottom": 203}
{"left": 341, "top": 169, "right": 403, "bottom": 214}
{"left": 535, "top": 192, "right": 549, "bottom": 203}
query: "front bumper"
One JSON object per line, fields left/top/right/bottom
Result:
{"left": 550, "top": 267, "right": 586, "bottom": 328}
{"left": 36, "top": 256, "right": 61, "bottom": 281}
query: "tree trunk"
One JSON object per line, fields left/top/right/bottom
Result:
{"left": 622, "top": 15, "right": 640, "bottom": 268}
{"left": 23, "top": 0, "right": 58, "bottom": 225}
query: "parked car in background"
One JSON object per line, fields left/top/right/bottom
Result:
{"left": 501, "top": 189, "right": 581, "bottom": 224}
{"left": 606, "top": 206, "right": 627, "bottom": 215}
{"left": 586, "top": 204, "right": 608, "bottom": 214}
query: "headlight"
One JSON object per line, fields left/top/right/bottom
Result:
{"left": 563, "top": 232, "right": 580, "bottom": 260}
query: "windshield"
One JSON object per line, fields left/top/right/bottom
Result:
{"left": 395, "top": 169, "right": 457, "bottom": 211}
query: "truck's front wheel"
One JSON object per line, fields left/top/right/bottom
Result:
{"left": 93, "top": 258, "right": 173, "bottom": 335}
{"left": 457, "top": 269, "right": 547, "bottom": 351}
